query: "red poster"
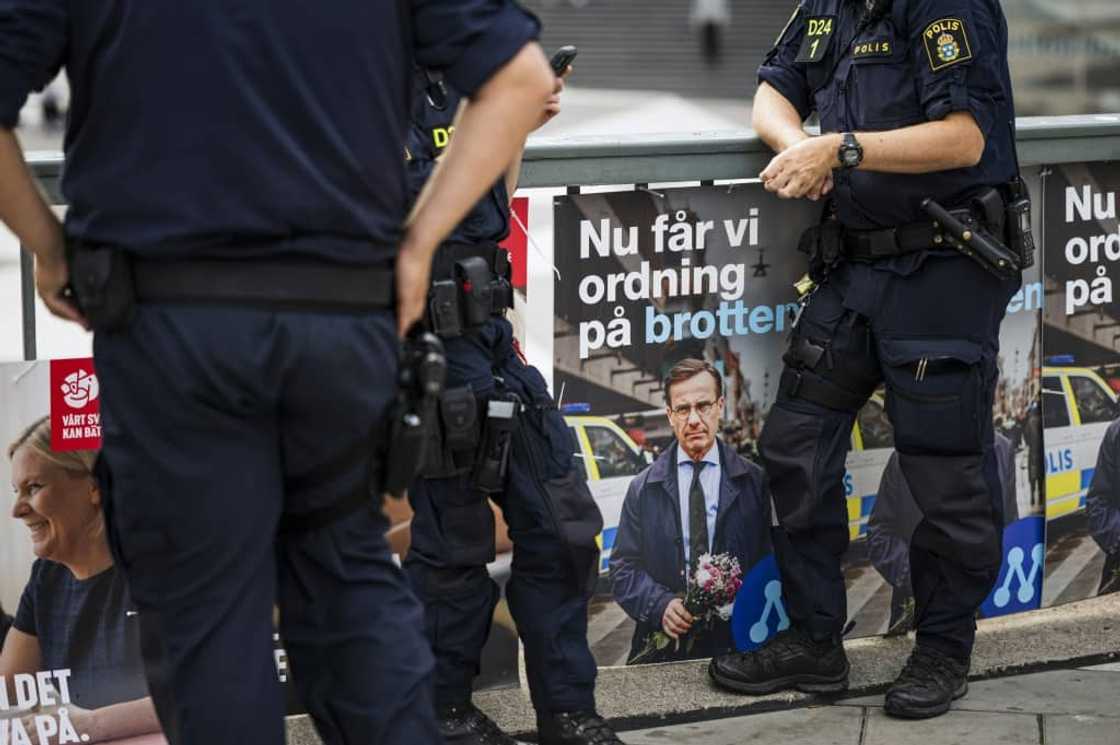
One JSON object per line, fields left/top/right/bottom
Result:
{"left": 49, "top": 357, "right": 102, "bottom": 451}
{"left": 500, "top": 196, "right": 529, "bottom": 290}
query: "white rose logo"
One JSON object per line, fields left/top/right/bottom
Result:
{"left": 61, "top": 370, "right": 99, "bottom": 409}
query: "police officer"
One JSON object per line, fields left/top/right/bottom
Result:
{"left": 708, "top": 0, "right": 1026, "bottom": 720}
{"left": 0, "top": 3, "right": 554, "bottom": 744}
{"left": 403, "top": 68, "right": 624, "bottom": 745}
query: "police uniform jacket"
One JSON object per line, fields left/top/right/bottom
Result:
{"left": 609, "top": 439, "right": 772, "bottom": 659}
{"left": 0, "top": 1, "right": 538, "bottom": 264}
{"left": 407, "top": 70, "right": 511, "bottom": 246}
{"left": 760, "top": 0, "right": 1017, "bottom": 232}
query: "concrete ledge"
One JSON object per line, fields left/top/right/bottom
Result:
{"left": 285, "top": 593, "right": 1120, "bottom": 743}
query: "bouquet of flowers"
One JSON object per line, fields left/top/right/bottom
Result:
{"left": 632, "top": 552, "right": 743, "bottom": 662}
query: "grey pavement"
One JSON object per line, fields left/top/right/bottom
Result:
{"left": 622, "top": 663, "right": 1120, "bottom": 745}
{"left": 285, "top": 594, "right": 1120, "bottom": 744}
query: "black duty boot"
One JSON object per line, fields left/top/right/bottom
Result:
{"left": 884, "top": 646, "right": 969, "bottom": 719}
{"left": 537, "top": 710, "right": 624, "bottom": 745}
{"left": 708, "top": 628, "right": 849, "bottom": 695}
{"left": 438, "top": 702, "right": 525, "bottom": 745}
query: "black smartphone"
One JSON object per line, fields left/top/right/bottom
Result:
{"left": 550, "top": 45, "right": 578, "bottom": 76}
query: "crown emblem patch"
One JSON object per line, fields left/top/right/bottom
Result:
{"left": 923, "top": 18, "right": 973, "bottom": 71}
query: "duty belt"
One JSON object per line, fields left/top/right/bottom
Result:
{"left": 67, "top": 240, "right": 395, "bottom": 334}
{"left": 430, "top": 241, "right": 508, "bottom": 282}
{"left": 131, "top": 256, "right": 395, "bottom": 309}
{"left": 843, "top": 208, "right": 977, "bottom": 262}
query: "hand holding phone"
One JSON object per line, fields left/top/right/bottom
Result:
{"left": 550, "top": 45, "right": 578, "bottom": 76}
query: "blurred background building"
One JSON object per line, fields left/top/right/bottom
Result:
{"left": 524, "top": 0, "right": 1120, "bottom": 114}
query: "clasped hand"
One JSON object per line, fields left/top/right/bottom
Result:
{"left": 759, "top": 134, "right": 840, "bottom": 201}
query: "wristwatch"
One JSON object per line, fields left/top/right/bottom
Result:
{"left": 838, "top": 132, "right": 863, "bottom": 170}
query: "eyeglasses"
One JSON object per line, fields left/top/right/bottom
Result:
{"left": 670, "top": 400, "right": 717, "bottom": 419}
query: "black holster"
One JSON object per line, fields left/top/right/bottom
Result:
{"left": 67, "top": 241, "right": 137, "bottom": 332}
{"left": 420, "top": 386, "right": 483, "bottom": 479}
{"left": 797, "top": 219, "right": 844, "bottom": 281}
{"left": 471, "top": 393, "right": 520, "bottom": 493}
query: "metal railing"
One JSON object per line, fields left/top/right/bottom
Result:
{"left": 18, "top": 114, "right": 1120, "bottom": 360}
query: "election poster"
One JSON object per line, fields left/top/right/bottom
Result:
{"left": 0, "top": 359, "right": 526, "bottom": 743}
{"left": 0, "top": 358, "right": 166, "bottom": 745}
{"left": 551, "top": 180, "right": 1045, "bottom": 666}
{"left": 1040, "top": 161, "right": 1120, "bottom": 607}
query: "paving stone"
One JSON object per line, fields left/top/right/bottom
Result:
{"left": 954, "top": 670, "right": 1120, "bottom": 717}
{"left": 863, "top": 708, "right": 1039, "bottom": 745}
{"left": 621, "top": 706, "right": 864, "bottom": 745}
{"left": 840, "top": 669, "right": 1120, "bottom": 717}
{"left": 284, "top": 593, "right": 1120, "bottom": 743}
{"left": 1044, "top": 715, "right": 1120, "bottom": 745}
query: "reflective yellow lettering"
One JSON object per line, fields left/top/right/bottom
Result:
{"left": 432, "top": 126, "right": 454, "bottom": 149}
{"left": 808, "top": 18, "right": 832, "bottom": 37}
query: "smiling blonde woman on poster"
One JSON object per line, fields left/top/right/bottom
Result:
{"left": 1, "top": 417, "right": 162, "bottom": 744}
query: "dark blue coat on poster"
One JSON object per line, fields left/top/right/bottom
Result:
{"left": 1087, "top": 419, "right": 1120, "bottom": 595}
{"left": 609, "top": 440, "right": 773, "bottom": 662}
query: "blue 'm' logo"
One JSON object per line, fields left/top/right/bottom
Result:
{"left": 980, "top": 516, "right": 1045, "bottom": 618}
{"left": 730, "top": 554, "right": 790, "bottom": 651}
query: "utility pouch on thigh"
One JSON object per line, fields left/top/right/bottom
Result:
{"left": 420, "top": 386, "right": 480, "bottom": 478}
{"left": 471, "top": 393, "right": 520, "bottom": 493}
{"left": 881, "top": 338, "right": 984, "bottom": 455}
{"left": 67, "top": 241, "right": 136, "bottom": 332}
{"left": 441, "top": 386, "right": 480, "bottom": 470}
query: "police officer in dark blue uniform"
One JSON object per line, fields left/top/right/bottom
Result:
{"left": 707, "top": 0, "right": 1028, "bottom": 720}
{"left": 0, "top": 2, "right": 555, "bottom": 743}
{"left": 404, "top": 69, "right": 624, "bottom": 745}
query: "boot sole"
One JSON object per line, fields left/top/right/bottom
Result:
{"left": 884, "top": 680, "right": 968, "bottom": 720}
{"left": 708, "top": 660, "right": 850, "bottom": 696}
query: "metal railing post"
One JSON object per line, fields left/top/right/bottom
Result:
{"left": 19, "top": 246, "right": 36, "bottom": 361}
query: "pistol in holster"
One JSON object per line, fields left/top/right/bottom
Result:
{"left": 382, "top": 329, "right": 448, "bottom": 498}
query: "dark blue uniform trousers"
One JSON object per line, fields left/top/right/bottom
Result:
{"left": 93, "top": 306, "right": 439, "bottom": 745}
{"left": 759, "top": 255, "right": 1019, "bottom": 661}
{"left": 405, "top": 319, "right": 598, "bottom": 715}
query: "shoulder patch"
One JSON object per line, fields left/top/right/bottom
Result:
{"left": 795, "top": 15, "right": 836, "bottom": 64}
{"left": 922, "top": 18, "right": 973, "bottom": 72}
